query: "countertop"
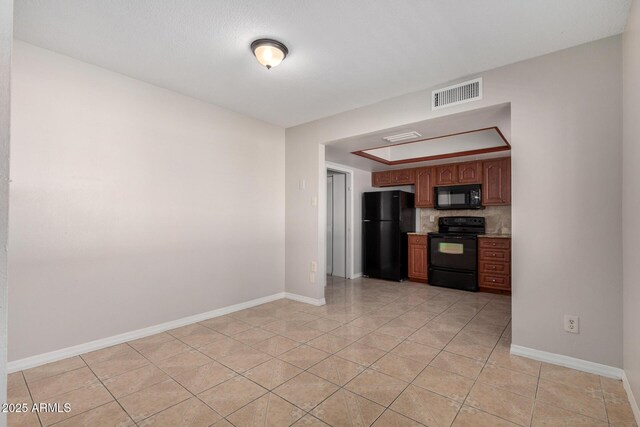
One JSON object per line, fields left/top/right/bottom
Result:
{"left": 407, "top": 232, "right": 512, "bottom": 238}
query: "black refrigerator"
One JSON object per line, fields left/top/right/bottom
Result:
{"left": 362, "top": 191, "right": 415, "bottom": 281}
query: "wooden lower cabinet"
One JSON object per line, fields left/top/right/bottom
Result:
{"left": 478, "top": 236, "right": 511, "bottom": 294}
{"left": 408, "top": 234, "right": 428, "bottom": 283}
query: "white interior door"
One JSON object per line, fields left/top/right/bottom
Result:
{"left": 331, "top": 173, "right": 347, "bottom": 278}
{"left": 326, "top": 175, "right": 333, "bottom": 276}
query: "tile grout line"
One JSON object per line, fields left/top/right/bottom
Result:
{"left": 209, "top": 290, "right": 477, "bottom": 422}
{"left": 302, "top": 288, "right": 501, "bottom": 425}
{"left": 215, "top": 295, "right": 418, "bottom": 423}
{"left": 93, "top": 340, "right": 208, "bottom": 425}
{"left": 376, "top": 293, "right": 496, "bottom": 425}
{"left": 600, "top": 376, "right": 612, "bottom": 425}
{"left": 128, "top": 335, "right": 244, "bottom": 426}
{"left": 19, "top": 370, "right": 44, "bottom": 427}
{"left": 78, "top": 352, "right": 146, "bottom": 426}
{"left": 323, "top": 281, "right": 491, "bottom": 421}
{"left": 13, "top": 282, "right": 518, "bottom": 426}
{"left": 453, "top": 298, "right": 519, "bottom": 424}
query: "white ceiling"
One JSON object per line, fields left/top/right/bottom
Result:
{"left": 14, "top": 1, "right": 631, "bottom": 127}
{"left": 326, "top": 103, "right": 511, "bottom": 171}
{"left": 361, "top": 128, "right": 508, "bottom": 162}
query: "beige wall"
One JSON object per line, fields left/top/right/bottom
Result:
{"left": 0, "top": 0, "right": 12, "bottom": 414}
{"left": 623, "top": 0, "right": 640, "bottom": 409}
{"left": 286, "top": 36, "right": 623, "bottom": 367}
{"left": 9, "top": 42, "right": 285, "bottom": 361}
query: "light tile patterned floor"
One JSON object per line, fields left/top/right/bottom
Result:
{"left": 7, "top": 277, "right": 638, "bottom": 426}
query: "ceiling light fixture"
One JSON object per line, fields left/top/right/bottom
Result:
{"left": 251, "top": 39, "right": 288, "bottom": 70}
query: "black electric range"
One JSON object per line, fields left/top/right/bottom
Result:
{"left": 428, "top": 216, "right": 485, "bottom": 292}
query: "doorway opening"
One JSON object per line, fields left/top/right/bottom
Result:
{"left": 326, "top": 169, "right": 350, "bottom": 278}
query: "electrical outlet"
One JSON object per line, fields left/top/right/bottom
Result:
{"left": 429, "top": 215, "right": 435, "bottom": 223}
{"left": 310, "top": 261, "right": 317, "bottom": 272}
{"left": 309, "top": 272, "right": 316, "bottom": 283}
{"left": 311, "top": 196, "right": 317, "bottom": 207}
{"left": 564, "top": 315, "right": 579, "bottom": 334}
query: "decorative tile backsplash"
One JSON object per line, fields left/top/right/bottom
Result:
{"left": 419, "top": 205, "right": 511, "bottom": 234}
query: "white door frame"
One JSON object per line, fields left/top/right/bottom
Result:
{"left": 325, "top": 162, "right": 355, "bottom": 279}
{"left": 326, "top": 175, "right": 333, "bottom": 276}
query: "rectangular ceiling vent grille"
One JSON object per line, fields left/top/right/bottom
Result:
{"left": 432, "top": 78, "right": 482, "bottom": 110}
{"left": 382, "top": 131, "right": 422, "bottom": 143}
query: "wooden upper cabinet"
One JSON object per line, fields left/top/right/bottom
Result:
{"left": 482, "top": 157, "right": 511, "bottom": 205}
{"left": 415, "top": 167, "right": 435, "bottom": 208}
{"left": 457, "top": 161, "right": 482, "bottom": 184}
{"left": 371, "top": 171, "right": 392, "bottom": 187}
{"left": 435, "top": 164, "right": 457, "bottom": 186}
{"left": 372, "top": 157, "right": 511, "bottom": 207}
{"left": 372, "top": 168, "right": 415, "bottom": 187}
{"left": 391, "top": 168, "right": 415, "bottom": 185}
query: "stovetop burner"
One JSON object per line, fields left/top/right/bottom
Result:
{"left": 434, "top": 216, "right": 485, "bottom": 235}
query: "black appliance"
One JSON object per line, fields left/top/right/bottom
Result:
{"left": 428, "top": 216, "right": 485, "bottom": 291}
{"left": 362, "top": 191, "right": 415, "bottom": 281}
{"left": 434, "top": 184, "right": 483, "bottom": 210}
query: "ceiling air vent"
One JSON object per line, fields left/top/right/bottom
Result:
{"left": 382, "top": 131, "right": 422, "bottom": 143}
{"left": 432, "top": 77, "right": 482, "bottom": 110}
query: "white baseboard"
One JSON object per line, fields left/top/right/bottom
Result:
{"left": 8, "top": 292, "right": 287, "bottom": 373}
{"left": 284, "top": 292, "right": 326, "bottom": 306}
{"left": 622, "top": 371, "right": 640, "bottom": 425}
{"left": 350, "top": 273, "right": 363, "bottom": 279}
{"left": 510, "top": 344, "right": 624, "bottom": 379}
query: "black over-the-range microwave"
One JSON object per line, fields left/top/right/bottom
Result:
{"left": 434, "top": 184, "right": 483, "bottom": 210}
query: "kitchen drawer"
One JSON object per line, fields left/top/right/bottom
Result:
{"left": 478, "top": 238, "right": 511, "bottom": 250}
{"left": 479, "top": 273, "right": 511, "bottom": 290}
{"left": 479, "top": 261, "right": 510, "bottom": 275}
{"left": 479, "top": 249, "right": 511, "bottom": 262}
{"left": 408, "top": 234, "right": 427, "bottom": 244}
